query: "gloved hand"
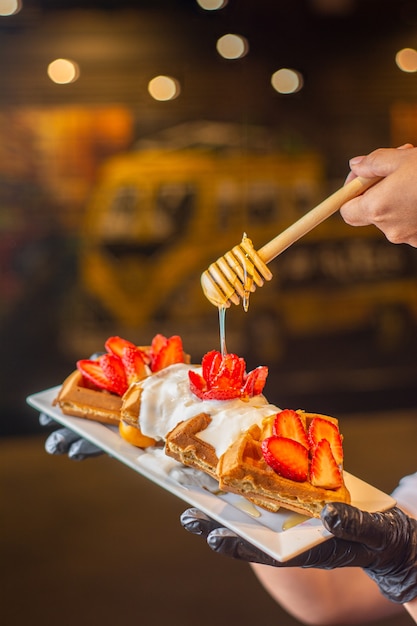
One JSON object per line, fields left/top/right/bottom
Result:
{"left": 39, "top": 413, "right": 104, "bottom": 461}
{"left": 181, "top": 503, "right": 417, "bottom": 604}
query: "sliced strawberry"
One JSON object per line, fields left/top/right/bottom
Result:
{"left": 188, "top": 370, "right": 207, "bottom": 399}
{"left": 205, "top": 351, "right": 245, "bottom": 390}
{"left": 105, "top": 336, "right": 138, "bottom": 358}
{"left": 308, "top": 417, "right": 344, "bottom": 465}
{"left": 191, "top": 351, "right": 244, "bottom": 399}
{"left": 97, "top": 353, "right": 128, "bottom": 396}
{"left": 189, "top": 351, "right": 268, "bottom": 401}
{"left": 310, "top": 439, "right": 343, "bottom": 489}
{"left": 242, "top": 365, "right": 268, "bottom": 397}
{"left": 273, "top": 409, "right": 309, "bottom": 449}
{"left": 77, "top": 359, "right": 111, "bottom": 392}
{"left": 121, "top": 345, "right": 148, "bottom": 384}
{"left": 188, "top": 369, "right": 241, "bottom": 400}
{"left": 201, "top": 350, "right": 223, "bottom": 384}
{"left": 81, "top": 376, "right": 103, "bottom": 391}
{"left": 261, "top": 436, "right": 309, "bottom": 482}
{"left": 151, "top": 334, "right": 184, "bottom": 372}
{"left": 198, "top": 387, "right": 241, "bottom": 400}
{"left": 150, "top": 333, "right": 167, "bottom": 357}
{"left": 210, "top": 353, "right": 245, "bottom": 390}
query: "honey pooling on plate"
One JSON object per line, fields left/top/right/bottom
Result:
{"left": 282, "top": 513, "right": 309, "bottom": 531}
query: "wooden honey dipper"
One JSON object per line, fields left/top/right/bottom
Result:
{"left": 201, "top": 176, "right": 381, "bottom": 308}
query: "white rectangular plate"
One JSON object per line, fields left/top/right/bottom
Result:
{"left": 27, "top": 387, "right": 396, "bottom": 562}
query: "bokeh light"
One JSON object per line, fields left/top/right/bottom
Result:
{"left": 216, "top": 34, "right": 249, "bottom": 60}
{"left": 0, "top": 0, "right": 21, "bottom": 16}
{"left": 271, "top": 68, "right": 304, "bottom": 94}
{"left": 196, "top": 0, "right": 228, "bottom": 9}
{"left": 395, "top": 47, "right": 417, "bottom": 72}
{"left": 148, "top": 75, "right": 181, "bottom": 101}
{"left": 47, "top": 58, "right": 80, "bottom": 84}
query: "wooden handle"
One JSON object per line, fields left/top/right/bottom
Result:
{"left": 257, "top": 176, "right": 382, "bottom": 264}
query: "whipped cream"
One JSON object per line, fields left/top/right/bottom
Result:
{"left": 137, "top": 363, "right": 280, "bottom": 458}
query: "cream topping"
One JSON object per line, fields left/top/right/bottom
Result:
{"left": 137, "top": 363, "right": 280, "bottom": 458}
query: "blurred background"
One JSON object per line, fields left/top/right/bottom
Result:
{"left": 1, "top": 1, "right": 417, "bottom": 625}
{"left": 1, "top": 0, "right": 417, "bottom": 434}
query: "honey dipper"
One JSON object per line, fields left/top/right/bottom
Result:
{"left": 201, "top": 175, "right": 381, "bottom": 308}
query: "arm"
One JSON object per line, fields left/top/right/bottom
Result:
{"left": 181, "top": 503, "right": 417, "bottom": 625}
{"left": 406, "top": 598, "right": 417, "bottom": 622}
{"left": 340, "top": 143, "right": 417, "bottom": 246}
{"left": 250, "top": 564, "right": 401, "bottom": 625}
{"left": 251, "top": 501, "right": 417, "bottom": 625}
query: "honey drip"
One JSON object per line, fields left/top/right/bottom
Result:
{"left": 240, "top": 233, "right": 253, "bottom": 313}
{"left": 242, "top": 254, "right": 254, "bottom": 313}
{"left": 217, "top": 234, "right": 254, "bottom": 355}
{"left": 218, "top": 305, "right": 227, "bottom": 356}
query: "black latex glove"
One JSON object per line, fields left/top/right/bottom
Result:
{"left": 39, "top": 413, "right": 104, "bottom": 461}
{"left": 181, "top": 503, "right": 417, "bottom": 604}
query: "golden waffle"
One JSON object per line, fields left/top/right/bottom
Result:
{"left": 217, "top": 413, "right": 351, "bottom": 518}
{"left": 54, "top": 343, "right": 190, "bottom": 431}
{"left": 120, "top": 382, "right": 143, "bottom": 427}
{"left": 165, "top": 413, "right": 218, "bottom": 478}
{"left": 53, "top": 370, "right": 123, "bottom": 426}
{"left": 165, "top": 413, "right": 288, "bottom": 511}
{"left": 55, "top": 353, "right": 350, "bottom": 517}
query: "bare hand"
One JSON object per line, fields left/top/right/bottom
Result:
{"left": 341, "top": 144, "right": 417, "bottom": 246}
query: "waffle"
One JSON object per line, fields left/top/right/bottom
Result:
{"left": 124, "top": 364, "right": 350, "bottom": 517}
{"left": 53, "top": 370, "right": 123, "bottom": 426}
{"left": 164, "top": 412, "right": 289, "bottom": 512}
{"left": 217, "top": 412, "right": 351, "bottom": 517}
{"left": 120, "top": 382, "right": 143, "bottom": 427}
{"left": 53, "top": 368, "right": 160, "bottom": 448}
{"left": 165, "top": 413, "right": 218, "bottom": 478}
{"left": 55, "top": 350, "right": 350, "bottom": 517}
{"left": 53, "top": 338, "right": 190, "bottom": 431}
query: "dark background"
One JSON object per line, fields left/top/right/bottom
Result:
{"left": 1, "top": 0, "right": 416, "bottom": 434}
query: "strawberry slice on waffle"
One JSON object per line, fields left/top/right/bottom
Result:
{"left": 77, "top": 354, "right": 128, "bottom": 396}
{"left": 188, "top": 350, "right": 268, "bottom": 401}
{"left": 150, "top": 334, "right": 185, "bottom": 372}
